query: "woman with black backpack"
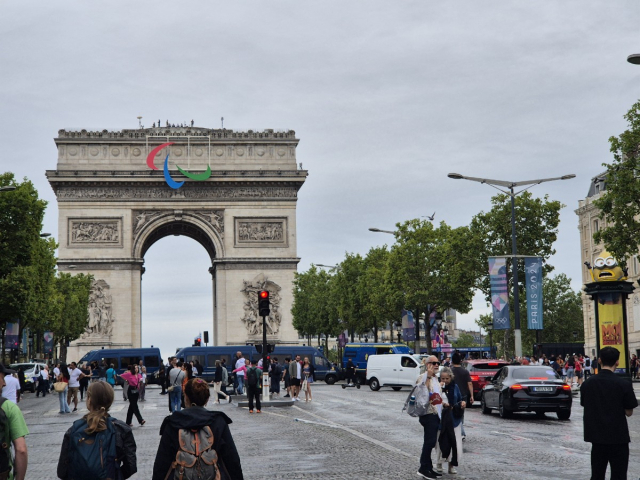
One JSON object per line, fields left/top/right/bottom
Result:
{"left": 152, "top": 378, "right": 243, "bottom": 480}
{"left": 57, "top": 381, "right": 137, "bottom": 479}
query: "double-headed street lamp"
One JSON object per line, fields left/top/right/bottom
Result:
{"left": 448, "top": 173, "right": 575, "bottom": 358}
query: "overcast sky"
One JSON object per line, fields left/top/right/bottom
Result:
{"left": 2, "top": 1, "right": 640, "bottom": 360}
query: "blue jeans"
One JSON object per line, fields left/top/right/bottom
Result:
{"left": 59, "top": 386, "right": 70, "bottom": 413}
{"left": 237, "top": 375, "right": 244, "bottom": 395}
{"left": 170, "top": 386, "right": 182, "bottom": 412}
{"left": 419, "top": 414, "right": 440, "bottom": 473}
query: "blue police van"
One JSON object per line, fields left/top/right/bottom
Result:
{"left": 175, "top": 345, "right": 340, "bottom": 384}
{"left": 79, "top": 348, "right": 163, "bottom": 383}
{"left": 342, "top": 342, "right": 413, "bottom": 384}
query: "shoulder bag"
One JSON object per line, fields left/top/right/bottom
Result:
{"left": 54, "top": 381, "right": 67, "bottom": 393}
{"left": 168, "top": 371, "right": 184, "bottom": 393}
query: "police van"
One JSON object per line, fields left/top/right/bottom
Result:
{"left": 342, "top": 342, "right": 413, "bottom": 384}
{"left": 78, "top": 348, "right": 163, "bottom": 383}
{"left": 175, "top": 345, "right": 339, "bottom": 384}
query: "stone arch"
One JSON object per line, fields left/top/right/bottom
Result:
{"left": 132, "top": 211, "right": 225, "bottom": 262}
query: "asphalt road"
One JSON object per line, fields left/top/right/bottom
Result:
{"left": 17, "top": 382, "right": 640, "bottom": 479}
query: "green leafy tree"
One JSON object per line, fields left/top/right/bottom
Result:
{"left": 358, "top": 246, "right": 402, "bottom": 342}
{"left": 386, "top": 220, "right": 478, "bottom": 354}
{"left": 454, "top": 332, "right": 478, "bottom": 348}
{"left": 469, "top": 191, "right": 563, "bottom": 357}
{"left": 594, "top": 100, "right": 640, "bottom": 263}
{"left": 54, "top": 273, "right": 93, "bottom": 362}
{"left": 333, "top": 253, "right": 366, "bottom": 341}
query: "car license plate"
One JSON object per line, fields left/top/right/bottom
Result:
{"left": 532, "top": 386, "right": 554, "bottom": 392}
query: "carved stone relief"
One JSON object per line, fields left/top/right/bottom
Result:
{"left": 235, "top": 218, "right": 287, "bottom": 247}
{"left": 193, "top": 210, "right": 225, "bottom": 237}
{"left": 240, "top": 273, "right": 282, "bottom": 336}
{"left": 56, "top": 186, "right": 297, "bottom": 201}
{"left": 133, "top": 210, "right": 164, "bottom": 234}
{"left": 69, "top": 219, "right": 122, "bottom": 246}
{"left": 82, "top": 279, "right": 114, "bottom": 338}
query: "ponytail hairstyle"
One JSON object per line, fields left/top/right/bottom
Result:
{"left": 84, "top": 382, "right": 114, "bottom": 434}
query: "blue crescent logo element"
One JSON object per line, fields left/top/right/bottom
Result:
{"left": 163, "top": 153, "right": 184, "bottom": 189}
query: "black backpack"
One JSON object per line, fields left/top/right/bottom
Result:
{"left": 585, "top": 358, "right": 591, "bottom": 367}
{"left": 247, "top": 367, "right": 259, "bottom": 387}
{"left": 0, "top": 398, "right": 11, "bottom": 478}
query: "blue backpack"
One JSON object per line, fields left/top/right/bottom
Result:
{"left": 68, "top": 416, "right": 120, "bottom": 480}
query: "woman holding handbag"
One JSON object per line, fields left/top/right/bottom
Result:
{"left": 120, "top": 365, "right": 145, "bottom": 427}
{"left": 56, "top": 364, "right": 71, "bottom": 414}
{"left": 435, "top": 367, "right": 465, "bottom": 476}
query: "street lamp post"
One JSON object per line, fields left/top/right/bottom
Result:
{"left": 628, "top": 54, "right": 640, "bottom": 65}
{"left": 447, "top": 173, "right": 575, "bottom": 358}
{"left": 487, "top": 321, "right": 494, "bottom": 359}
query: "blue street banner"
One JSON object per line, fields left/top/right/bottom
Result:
{"left": 488, "top": 257, "right": 510, "bottom": 330}
{"left": 44, "top": 331, "right": 54, "bottom": 354}
{"left": 401, "top": 309, "right": 415, "bottom": 341}
{"left": 4, "top": 321, "right": 19, "bottom": 350}
{"left": 525, "top": 257, "right": 544, "bottom": 330}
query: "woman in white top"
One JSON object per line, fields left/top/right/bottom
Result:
{"left": 416, "top": 356, "right": 443, "bottom": 479}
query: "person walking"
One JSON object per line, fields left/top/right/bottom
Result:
{"left": 139, "top": 366, "right": 147, "bottom": 402}
{"left": 283, "top": 358, "right": 291, "bottom": 398}
{"left": 581, "top": 346, "right": 638, "bottom": 480}
{"left": 67, "top": 362, "right": 85, "bottom": 412}
{"left": 158, "top": 365, "right": 167, "bottom": 395}
{"left": 435, "top": 367, "right": 465, "bottom": 475}
{"left": 105, "top": 363, "right": 116, "bottom": 388}
{"left": 245, "top": 359, "right": 262, "bottom": 413}
{"left": 289, "top": 355, "right": 302, "bottom": 401}
{"left": 57, "top": 364, "right": 71, "bottom": 414}
{"left": 57, "top": 381, "right": 137, "bottom": 479}
{"left": 96, "top": 361, "right": 107, "bottom": 382}
{"left": 234, "top": 351, "right": 246, "bottom": 395}
{"left": 79, "top": 363, "right": 91, "bottom": 401}
{"left": 345, "top": 358, "right": 356, "bottom": 386}
{"left": 2, "top": 372, "right": 21, "bottom": 405}
{"left": 302, "top": 357, "right": 314, "bottom": 402}
{"left": 213, "top": 360, "right": 230, "bottom": 404}
{"left": 151, "top": 378, "right": 244, "bottom": 480}
{"left": 0, "top": 364, "right": 28, "bottom": 480}
{"left": 36, "top": 366, "right": 49, "bottom": 398}
{"left": 416, "top": 355, "right": 443, "bottom": 479}
{"left": 168, "top": 361, "right": 185, "bottom": 413}
{"left": 269, "top": 358, "right": 281, "bottom": 398}
{"left": 450, "top": 352, "right": 473, "bottom": 440}
{"left": 583, "top": 355, "right": 592, "bottom": 380}
{"left": 120, "top": 365, "right": 145, "bottom": 427}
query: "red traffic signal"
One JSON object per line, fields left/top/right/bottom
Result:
{"left": 259, "top": 290, "right": 270, "bottom": 317}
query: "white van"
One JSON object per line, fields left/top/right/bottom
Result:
{"left": 365, "top": 354, "right": 422, "bottom": 391}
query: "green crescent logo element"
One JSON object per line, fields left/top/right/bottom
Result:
{"left": 177, "top": 165, "right": 212, "bottom": 181}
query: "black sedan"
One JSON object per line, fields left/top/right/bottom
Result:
{"left": 481, "top": 365, "right": 572, "bottom": 420}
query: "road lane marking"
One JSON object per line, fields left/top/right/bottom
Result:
{"left": 291, "top": 405, "right": 417, "bottom": 459}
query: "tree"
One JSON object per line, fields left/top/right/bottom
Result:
{"left": 333, "top": 253, "right": 366, "bottom": 341}
{"left": 594, "top": 100, "right": 640, "bottom": 264}
{"left": 469, "top": 191, "right": 563, "bottom": 357}
{"left": 386, "top": 220, "right": 478, "bottom": 354}
{"left": 358, "top": 246, "right": 402, "bottom": 342}
{"left": 53, "top": 273, "right": 93, "bottom": 362}
{"left": 454, "top": 332, "right": 478, "bottom": 348}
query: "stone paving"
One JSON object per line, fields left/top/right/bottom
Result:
{"left": 15, "top": 382, "right": 640, "bottom": 479}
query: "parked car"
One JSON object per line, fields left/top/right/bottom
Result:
{"left": 481, "top": 365, "right": 572, "bottom": 420}
{"left": 366, "top": 354, "right": 422, "bottom": 391}
{"left": 465, "top": 359, "right": 510, "bottom": 400}
{"left": 10, "top": 362, "right": 47, "bottom": 393}
{"left": 343, "top": 343, "right": 413, "bottom": 384}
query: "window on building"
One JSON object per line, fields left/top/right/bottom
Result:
{"left": 593, "top": 220, "right": 599, "bottom": 233}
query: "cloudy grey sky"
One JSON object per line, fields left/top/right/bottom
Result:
{"left": 2, "top": 1, "right": 639, "bottom": 359}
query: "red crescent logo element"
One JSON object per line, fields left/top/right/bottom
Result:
{"left": 146, "top": 142, "right": 175, "bottom": 170}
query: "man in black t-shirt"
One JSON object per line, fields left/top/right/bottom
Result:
{"left": 451, "top": 353, "right": 473, "bottom": 440}
{"left": 581, "top": 346, "right": 638, "bottom": 480}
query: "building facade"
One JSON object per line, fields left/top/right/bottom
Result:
{"left": 576, "top": 174, "right": 640, "bottom": 358}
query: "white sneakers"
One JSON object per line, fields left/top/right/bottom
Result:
{"left": 434, "top": 464, "right": 443, "bottom": 473}
{"left": 448, "top": 466, "right": 457, "bottom": 475}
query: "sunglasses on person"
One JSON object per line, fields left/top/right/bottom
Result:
{"left": 428, "top": 362, "right": 440, "bottom": 366}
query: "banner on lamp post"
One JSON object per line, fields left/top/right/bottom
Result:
{"left": 401, "top": 309, "right": 415, "bottom": 341}
{"left": 4, "top": 321, "right": 19, "bottom": 350}
{"left": 489, "top": 257, "right": 510, "bottom": 330}
{"left": 44, "top": 331, "right": 54, "bottom": 354}
{"left": 525, "top": 257, "right": 543, "bottom": 330}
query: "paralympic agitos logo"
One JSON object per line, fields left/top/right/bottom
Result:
{"left": 146, "top": 142, "right": 211, "bottom": 189}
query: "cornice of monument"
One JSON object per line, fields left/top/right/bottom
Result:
{"left": 55, "top": 127, "right": 299, "bottom": 144}
{"left": 46, "top": 169, "right": 308, "bottom": 179}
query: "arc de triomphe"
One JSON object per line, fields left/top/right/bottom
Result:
{"left": 46, "top": 126, "right": 306, "bottom": 361}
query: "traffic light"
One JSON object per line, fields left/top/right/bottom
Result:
{"left": 256, "top": 344, "right": 263, "bottom": 354}
{"left": 267, "top": 344, "right": 275, "bottom": 353}
{"left": 193, "top": 337, "right": 201, "bottom": 347}
{"left": 258, "top": 290, "right": 270, "bottom": 317}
